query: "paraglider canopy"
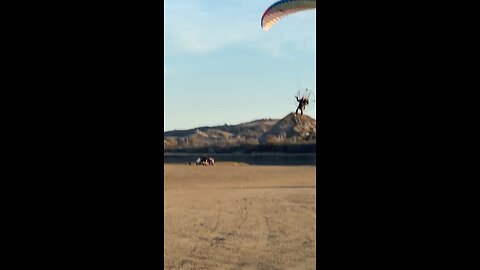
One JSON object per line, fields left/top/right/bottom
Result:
{"left": 261, "top": 0, "right": 316, "bottom": 31}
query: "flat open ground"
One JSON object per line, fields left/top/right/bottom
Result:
{"left": 164, "top": 163, "right": 316, "bottom": 270}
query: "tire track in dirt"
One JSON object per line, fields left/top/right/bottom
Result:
{"left": 264, "top": 215, "right": 272, "bottom": 248}
{"left": 211, "top": 200, "right": 222, "bottom": 233}
{"left": 255, "top": 196, "right": 273, "bottom": 255}
{"left": 178, "top": 201, "right": 224, "bottom": 269}
{"left": 237, "top": 198, "right": 249, "bottom": 229}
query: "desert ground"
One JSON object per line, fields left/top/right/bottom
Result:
{"left": 164, "top": 163, "right": 316, "bottom": 270}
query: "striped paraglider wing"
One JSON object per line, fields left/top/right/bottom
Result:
{"left": 261, "top": 0, "right": 316, "bottom": 31}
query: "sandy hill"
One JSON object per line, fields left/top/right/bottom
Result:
{"left": 259, "top": 113, "right": 316, "bottom": 144}
{"left": 164, "top": 114, "right": 316, "bottom": 149}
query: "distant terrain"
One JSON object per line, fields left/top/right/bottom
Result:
{"left": 164, "top": 113, "right": 316, "bottom": 153}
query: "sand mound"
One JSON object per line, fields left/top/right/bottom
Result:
{"left": 259, "top": 113, "right": 316, "bottom": 144}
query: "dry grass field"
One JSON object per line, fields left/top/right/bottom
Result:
{"left": 164, "top": 163, "right": 316, "bottom": 270}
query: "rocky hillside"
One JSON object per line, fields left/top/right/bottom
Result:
{"left": 164, "top": 113, "right": 316, "bottom": 149}
{"left": 259, "top": 113, "right": 316, "bottom": 144}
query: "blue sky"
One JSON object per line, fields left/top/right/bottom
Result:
{"left": 164, "top": 0, "right": 316, "bottom": 131}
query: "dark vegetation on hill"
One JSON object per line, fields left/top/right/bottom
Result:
{"left": 165, "top": 144, "right": 316, "bottom": 154}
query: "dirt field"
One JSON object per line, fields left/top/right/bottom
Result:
{"left": 164, "top": 163, "right": 316, "bottom": 270}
